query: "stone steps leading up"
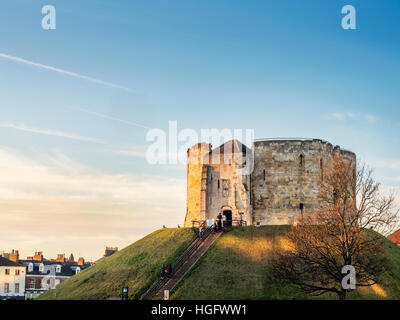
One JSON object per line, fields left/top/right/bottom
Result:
{"left": 148, "top": 231, "right": 222, "bottom": 300}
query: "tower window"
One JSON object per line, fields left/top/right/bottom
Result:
{"left": 263, "top": 169, "right": 266, "bottom": 180}
{"left": 299, "top": 154, "right": 305, "bottom": 167}
{"left": 320, "top": 159, "right": 324, "bottom": 181}
{"left": 218, "top": 179, "right": 220, "bottom": 189}
{"left": 299, "top": 203, "right": 304, "bottom": 213}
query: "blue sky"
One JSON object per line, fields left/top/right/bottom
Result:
{"left": 0, "top": 0, "right": 399, "bottom": 259}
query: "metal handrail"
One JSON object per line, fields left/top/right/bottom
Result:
{"left": 232, "top": 219, "right": 247, "bottom": 226}
{"left": 142, "top": 225, "right": 213, "bottom": 300}
{"left": 191, "top": 220, "right": 207, "bottom": 228}
{"left": 171, "top": 226, "right": 212, "bottom": 272}
{"left": 142, "top": 276, "right": 168, "bottom": 300}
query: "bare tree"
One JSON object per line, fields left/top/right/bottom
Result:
{"left": 269, "top": 154, "right": 399, "bottom": 300}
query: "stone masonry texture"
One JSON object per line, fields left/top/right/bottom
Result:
{"left": 184, "top": 139, "right": 356, "bottom": 227}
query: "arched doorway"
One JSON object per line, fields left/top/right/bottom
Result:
{"left": 223, "top": 210, "right": 232, "bottom": 227}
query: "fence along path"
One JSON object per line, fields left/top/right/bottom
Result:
{"left": 142, "top": 225, "right": 221, "bottom": 300}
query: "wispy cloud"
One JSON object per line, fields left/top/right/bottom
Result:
{"left": 117, "top": 150, "right": 147, "bottom": 158}
{"left": 0, "top": 147, "right": 185, "bottom": 258}
{"left": 383, "top": 176, "right": 400, "bottom": 183}
{"left": 75, "top": 107, "right": 151, "bottom": 129}
{"left": 330, "top": 112, "right": 356, "bottom": 121}
{"left": 329, "top": 112, "right": 378, "bottom": 123}
{"left": 364, "top": 114, "right": 378, "bottom": 123}
{"left": 0, "top": 53, "right": 132, "bottom": 92}
{"left": 368, "top": 159, "right": 400, "bottom": 171}
{"left": 0, "top": 122, "right": 105, "bottom": 144}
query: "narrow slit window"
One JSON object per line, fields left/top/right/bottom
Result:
{"left": 300, "top": 154, "right": 304, "bottom": 167}
{"left": 320, "top": 159, "right": 324, "bottom": 181}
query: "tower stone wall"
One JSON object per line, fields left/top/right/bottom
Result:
{"left": 184, "top": 143, "right": 211, "bottom": 227}
{"left": 184, "top": 138, "right": 356, "bottom": 227}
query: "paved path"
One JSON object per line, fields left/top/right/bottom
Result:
{"left": 149, "top": 231, "right": 222, "bottom": 300}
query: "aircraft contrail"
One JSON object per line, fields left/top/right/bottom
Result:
{"left": 0, "top": 122, "right": 105, "bottom": 144}
{"left": 0, "top": 53, "right": 132, "bottom": 92}
{"left": 75, "top": 107, "right": 151, "bottom": 129}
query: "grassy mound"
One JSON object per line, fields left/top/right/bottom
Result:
{"left": 172, "top": 226, "right": 400, "bottom": 300}
{"left": 38, "top": 225, "right": 400, "bottom": 300}
{"left": 37, "top": 228, "right": 196, "bottom": 300}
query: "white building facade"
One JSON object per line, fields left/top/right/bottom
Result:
{"left": 0, "top": 256, "right": 26, "bottom": 300}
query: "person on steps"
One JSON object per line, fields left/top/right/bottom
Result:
{"left": 199, "top": 226, "right": 204, "bottom": 240}
{"left": 161, "top": 264, "right": 167, "bottom": 278}
{"left": 217, "top": 213, "right": 222, "bottom": 231}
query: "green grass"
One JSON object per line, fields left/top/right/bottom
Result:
{"left": 37, "top": 228, "right": 196, "bottom": 300}
{"left": 37, "top": 225, "right": 400, "bottom": 300}
{"left": 172, "top": 226, "right": 400, "bottom": 300}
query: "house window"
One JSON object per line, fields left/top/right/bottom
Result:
{"left": 15, "top": 269, "right": 20, "bottom": 276}
{"left": 4, "top": 283, "right": 9, "bottom": 293}
{"left": 27, "top": 279, "right": 35, "bottom": 289}
{"left": 14, "top": 283, "right": 19, "bottom": 293}
{"left": 56, "top": 265, "right": 61, "bottom": 273}
{"left": 28, "top": 263, "right": 33, "bottom": 272}
{"left": 39, "top": 263, "right": 44, "bottom": 272}
{"left": 5, "top": 269, "right": 10, "bottom": 275}
{"left": 75, "top": 267, "right": 81, "bottom": 275}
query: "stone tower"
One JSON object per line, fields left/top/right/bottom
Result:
{"left": 184, "top": 138, "right": 356, "bottom": 227}
{"left": 184, "top": 142, "right": 212, "bottom": 227}
{"left": 250, "top": 139, "right": 356, "bottom": 225}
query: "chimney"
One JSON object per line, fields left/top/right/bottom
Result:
{"left": 56, "top": 254, "right": 66, "bottom": 263}
{"left": 33, "top": 251, "right": 43, "bottom": 262}
{"left": 77, "top": 257, "right": 85, "bottom": 266}
{"left": 9, "top": 249, "right": 19, "bottom": 263}
{"left": 104, "top": 247, "right": 118, "bottom": 257}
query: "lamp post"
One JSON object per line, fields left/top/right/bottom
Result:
{"left": 122, "top": 287, "right": 129, "bottom": 300}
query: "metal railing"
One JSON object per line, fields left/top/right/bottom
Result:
{"left": 141, "top": 274, "right": 168, "bottom": 300}
{"left": 142, "top": 224, "right": 213, "bottom": 300}
{"left": 171, "top": 226, "right": 212, "bottom": 273}
{"left": 232, "top": 219, "right": 247, "bottom": 226}
{"left": 191, "top": 220, "right": 207, "bottom": 229}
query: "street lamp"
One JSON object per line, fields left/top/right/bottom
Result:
{"left": 122, "top": 287, "right": 129, "bottom": 300}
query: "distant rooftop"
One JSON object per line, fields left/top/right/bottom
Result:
{"left": 0, "top": 256, "right": 22, "bottom": 267}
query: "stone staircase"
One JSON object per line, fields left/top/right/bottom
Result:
{"left": 142, "top": 228, "right": 221, "bottom": 300}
